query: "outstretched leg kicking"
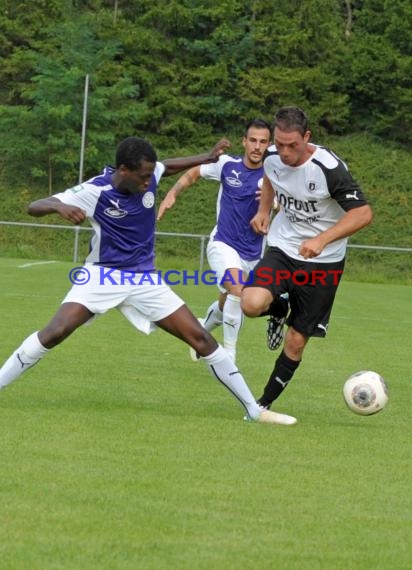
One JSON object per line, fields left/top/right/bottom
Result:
{"left": 157, "top": 304, "right": 297, "bottom": 425}
{"left": 0, "top": 303, "right": 93, "bottom": 389}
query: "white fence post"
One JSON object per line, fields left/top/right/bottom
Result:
{"left": 73, "top": 225, "right": 81, "bottom": 263}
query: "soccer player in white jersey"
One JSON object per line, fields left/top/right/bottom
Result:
{"left": 157, "top": 119, "right": 288, "bottom": 363}
{"left": 0, "top": 136, "right": 297, "bottom": 426}
{"left": 241, "top": 107, "right": 373, "bottom": 414}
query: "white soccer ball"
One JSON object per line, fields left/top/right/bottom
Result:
{"left": 343, "top": 370, "right": 388, "bottom": 415}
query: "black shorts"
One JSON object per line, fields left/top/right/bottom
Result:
{"left": 244, "top": 247, "right": 345, "bottom": 338}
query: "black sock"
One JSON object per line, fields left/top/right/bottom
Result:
{"left": 258, "top": 350, "right": 300, "bottom": 408}
{"left": 260, "top": 296, "right": 289, "bottom": 318}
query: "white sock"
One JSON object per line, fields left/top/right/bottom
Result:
{"left": 203, "top": 300, "right": 223, "bottom": 332}
{"left": 201, "top": 345, "right": 260, "bottom": 419}
{"left": 0, "top": 332, "right": 49, "bottom": 389}
{"left": 222, "top": 294, "right": 243, "bottom": 362}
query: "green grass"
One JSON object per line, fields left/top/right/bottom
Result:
{"left": 0, "top": 258, "right": 411, "bottom": 570}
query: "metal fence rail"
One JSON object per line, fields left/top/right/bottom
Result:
{"left": 0, "top": 220, "right": 209, "bottom": 270}
{"left": 1, "top": 220, "right": 411, "bottom": 272}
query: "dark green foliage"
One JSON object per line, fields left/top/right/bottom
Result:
{"left": 346, "top": 0, "right": 412, "bottom": 143}
{"left": 0, "top": 0, "right": 410, "bottom": 282}
{"left": 0, "top": 0, "right": 410, "bottom": 192}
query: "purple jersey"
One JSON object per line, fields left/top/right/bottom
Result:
{"left": 54, "top": 164, "right": 165, "bottom": 272}
{"left": 200, "top": 155, "right": 264, "bottom": 261}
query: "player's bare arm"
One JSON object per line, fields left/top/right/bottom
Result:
{"left": 28, "top": 197, "right": 87, "bottom": 225}
{"left": 250, "top": 175, "right": 275, "bottom": 235}
{"left": 162, "top": 138, "right": 231, "bottom": 176}
{"left": 157, "top": 167, "right": 201, "bottom": 221}
{"left": 299, "top": 204, "right": 373, "bottom": 259}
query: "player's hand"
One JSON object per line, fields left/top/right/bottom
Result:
{"left": 56, "top": 203, "right": 87, "bottom": 225}
{"left": 206, "top": 138, "right": 231, "bottom": 162}
{"left": 250, "top": 212, "right": 270, "bottom": 235}
{"left": 157, "top": 191, "right": 176, "bottom": 221}
{"left": 299, "top": 236, "right": 326, "bottom": 259}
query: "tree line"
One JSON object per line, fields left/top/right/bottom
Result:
{"left": 0, "top": 0, "right": 410, "bottom": 192}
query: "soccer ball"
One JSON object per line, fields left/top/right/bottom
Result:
{"left": 343, "top": 371, "right": 388, "bottom": 415}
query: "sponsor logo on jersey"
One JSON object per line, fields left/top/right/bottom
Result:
{"left": 278, "top": 193, "right": 318, "bottom": 213}
{"left": 345, "top": 190, "right": 359, "bottom": 200}
{"left": 104, "top": 207, "right": 128, "bottom": 218}
{"left": 104, "top": 199, "right": 128, "bottom": 218}
{"left": 225, "top": 176, "right": 242, "bottom": 187}
{"left": 142, "top": 191, "right": 155, "bottom": 208}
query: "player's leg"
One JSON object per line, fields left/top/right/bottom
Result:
{"left": 126, "top": 280, "right": 296, "bottom": 424}
{"left": 242, "top": 283, "right": 288, "bottom": 349}
{"left": 242, "top": 247, "right": 290, "bottom": 350}
{"left": 38, "top": 302, "right": 94, "bottom": 348}
{"left": 257, "top": 327, "right": 306, "bottom": 408}
{"left": 0, "top": 303, "right": 93, "bottom": 389}
{"left": 156, "top": 305, "right": 296, "bottom": 425}
{"left": 256, "top": 257, "right": 345, "bottom": 408}
{"left": 220, "top": 273, "right": 245, "bottom": 362}
{"left": 156, "top": 304, "right": 259, "bottom": 414}
{"left": 241, "top": 284, "right": 274, "bottom": 317}
{"left": 202, "top": 292, "right": 226, "bottom": 332}
{"left": 189, "top": 292, "right": 226, "bottom": 362}
{"left": 242, "top": 284, "right": 303, "bottom": 408}
{"left": 207, "top": 240, "right": 255, "bottom": 362}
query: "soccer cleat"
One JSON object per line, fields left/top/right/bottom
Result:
{"left": 244, "top": 406, "right": 297, "bottom": 426}
{"left": 266, "top": 315, "right": 286, "bottom": 351}
{"left": 243, "top": 402, "right": 298, "bottom": 426}
{"left": 257, "top": 408, "right": 297, "bottom": 425}
{"left": 189, "top": 318, "right": 205, "bottom": 362}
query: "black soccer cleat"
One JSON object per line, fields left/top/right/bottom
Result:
{"left": 266, "top": 314, "right": 286, "bottom": 350}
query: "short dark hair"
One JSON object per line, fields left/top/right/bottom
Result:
{"left": 244, "top": 118, "right": 273, "bottom": 137}
{"left": 273, "top": 107, "right": 309, "bottom": 136}
{"left": 115, "top": 136, "right": 157, "bottom": 169}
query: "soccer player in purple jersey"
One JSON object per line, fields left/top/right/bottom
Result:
{"left": 0, "top": 136, "right": 296, "bottom": 426}
{"left": 157, "top": 119, "right": 288, "bottom": 364}
{"left": 242, "top": 107, "right": 373, "bottom": 417}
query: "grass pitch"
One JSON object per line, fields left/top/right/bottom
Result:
{"left": 0, "top": 258, "right": 410, "bottom": 570}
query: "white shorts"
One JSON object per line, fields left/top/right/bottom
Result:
{"left": 206, "top": 240, "right": 260, "bottom": 293}
{"left": 62, "top": 264, "right": 184, "bottom": 334}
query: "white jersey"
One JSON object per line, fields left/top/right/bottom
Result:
{"left": 264, "top": 144, "right": 369, "bottom": 263}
